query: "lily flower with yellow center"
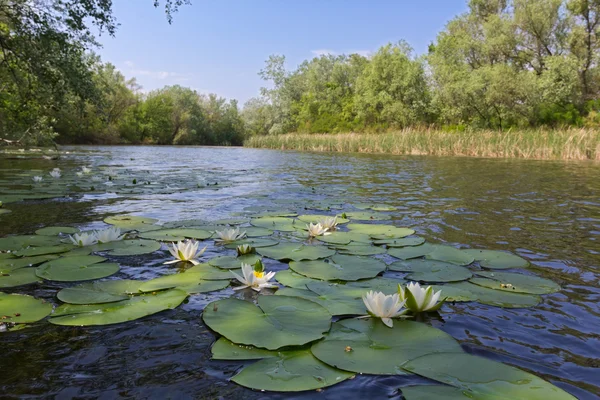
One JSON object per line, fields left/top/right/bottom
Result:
{"left": 307, "top": 222, "right": 331, "bottom": 238}
{"left": 164, "top": 239, "right": 207, "bottom": 265}
{"left": 214, "top": 227, "right": 246, "bottom": 242}
{"left": 318, "top": 216, "right": 339, "bottom": 231}
{"left": 359, "top": 290, "right": 407, "bottom": 328}
{"left": 398, "top": 282, "right": 444, "bottom": 313}
{"left": 231, "top": 263, "right": 277, "bottom": 292}
{"left": 69, "top": 232, "right": 98, "bottom": 247}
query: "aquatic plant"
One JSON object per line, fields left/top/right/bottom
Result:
{"left": 49, "top": 168, "right": 61, "bottom": 178}
{"left": 69, "top": 232, "right": 98, "bottom": 247}
{"left": 164, "top": 239, "right": 206, "bottom": 265}
{"left": 32, "top": 176, "right": 43, "bottom": 183}
{"left": 236, "top": 244, "right": 254, "bottom": 255}
{"left": 318, "top": 216, "right": 338, "bottom": 230}
{"left": 94, "top": 226, "right": 125, "bottom": 243}
{"left": 214, "top": 227, "right": 246, "bottom": 242}
{"left": 360, "top": 290, "right": 406, "bottom": 327}
{"left": 399, "top": 282, "right": 444, "bottom": 313}
{"left": 307, "top": 222, "right": 330, "bottom": 237}
{"left": 231, "top": 262, "right": 276, "bottom": 292}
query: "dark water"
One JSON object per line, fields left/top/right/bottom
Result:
{"left": 1, "top": 146, "right": 599, "bottom": 400}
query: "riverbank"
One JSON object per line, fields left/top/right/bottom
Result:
{"left": 244, "top": 128, "right": 600, "bottom": 161}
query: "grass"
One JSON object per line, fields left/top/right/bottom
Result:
{"left": 244, "top": 128, "right": 600, "bottom": 161}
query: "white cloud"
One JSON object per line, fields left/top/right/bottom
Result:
{"left": 121, "top": 61, "right": 191, "bottom": 82}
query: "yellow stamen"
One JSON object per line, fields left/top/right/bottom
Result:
{"left": 253, "top": 271, "right": 264, "bottom": 278}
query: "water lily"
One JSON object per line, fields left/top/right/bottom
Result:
{"left": 81, "top": 166, "right": 92, "bottom": 174}
{"left": 307, "top": 222, "right": 330, "bottom": 237}
{"left": 76, "top": 171, "right": 83, "bottom": 177}
{"left": 91, "top": 175, "right": 103, "bottom": 182}
{"left": 359, "top": 290, "right": 407, "bottom": 328}
{"left": 32, "top": 176, "right": 43, "bottom": 183}
{"left": 318, "top": 216, "right": 339, "bottom": 231}
{"left": 164, "top": 239, "right": 206, "bottom": 265}
{"left": 214, "top": 227, "right": 246, "bottom": 242}
{"left": 94, "top": 226, "right": 125, "bottom": 243}
{"left": 69, "top": 232, "right": 98, "bottom": 247}
{"left": 231, "top": 262, "right": 277, "bottom": 292}
{"left": 104, "top": 181, "right": 115, "bottom": 187}
{"left": 236, "top": 244, "right": 254, "bottom": 256}
{"left": 398, "top": 282, "right": 444, "bottom": 313}
{"left": 49, "top": 169, "right": 61, "bottom": 178}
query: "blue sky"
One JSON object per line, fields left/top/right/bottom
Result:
{"left": 98, "top": 0, "right": 468, "bottom": 104}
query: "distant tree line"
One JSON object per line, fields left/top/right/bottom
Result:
{"left": 0, "top": 0, "right": 598, "bottom": 146}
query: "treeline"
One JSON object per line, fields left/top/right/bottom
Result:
{"left": 245, "top": 0, "right": 600, "bottom": 135}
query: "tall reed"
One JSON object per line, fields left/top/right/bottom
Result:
{"left": 244, "top": 128, "right": 600, "bottom": 160}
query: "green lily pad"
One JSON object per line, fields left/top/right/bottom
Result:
{"left": 387, "top": 243, "right": 437, "bottom": 260}
{"left": 242, "top": 227, "right": 274, "bottom": 237}
{"left": 139, "top": 228, "right": 212, "bottom": 241}
{"left": 316, "top": 231, "right": 371, "bottom": 245}
{"left": 345, "top": 277, "right": 406, "bottom": 293}
{"left": 297, "top": 215, "right": 350, "bottom": 225}
{"left": 202, "top": 296, "right": 331, "bottom": 350}
{"left": 50, "top": 289, "right": 188, "bottom": 326}
{"left": 35, "top": 226, "right": 80, "bottom": 236}
{"left": 94, "top": 239, "right": 162, "bottom": 256}
{"left": 0, "top": 235, "right": 62, "bottom": 251}
{"left": 429, "top": 285, "right": 474, "bottom": 302}
{"left": 425, "top": 246, "right": 474, "bottom": 266}
{"left": 104, "top": 215, "right": 158, "bottom": 226}
{"left": 389, "top": 260, "right": 472, "bottom": 283}
{"left": 444, "top": 282, "right": 541, "bottom": 308}
{"left": 471, "top": 271, "right": 560, "bottom": 294}
{"left": 289, "top": 255, "right": 386, "bottom": 281}
{"left": 211, "top": 337, "right": 279, "bottom": 360}
{"left": 212, "top": 218, "right": 249, "bottom": 225}
{"left": 311, "top": 319, "right": 463, "bottom": 375}
{"left": 0, "top": 268, "right": 41, "bottom": 288}
{"left": 208, "top": 254, "right": 261, "bottom": 270}
{"left": 186, "top": 263, "right": 241, "bottom": 280}
{"left": 13, "top": 245, "right": 71, "bottom": 257}
{"left": 342, "top": 211, "right": 391, "bottom": 221}
{"left": 139, "top": 273, "right": 229, "bottom": 294}
{"left": 57, "top": 280, "right": 143, "bottom": 304}
{"left": 275, "top": 269, "right": 325, "bottom": 288}
{"left": 0, "top": 254, "right": 60, "bottom": 273}
{"left": 276, "top": 285, "right": 366, "bottom": 316}
{"left": 232, "top": 350, "right": 354, "bottom": 392}
{"left": 463, "top": 249, "right": 529, "bottom": 269}
{"left": 401, "top": 385, "right": 475, "bottom": 399}
{"left": 257, "top": 243, "right": 336, "bottom": 262}
{"left": 354, "top": 203, "right": 397, "bottom": 211}
{"left": 0, "top": 293, "right": 53, "bottom": 324}
{"left": 250, "top": 217, "right": 297, "bottom": 232}
{"left": 347, "top": 224, "right": 412, "bottom": 237}
{"left": 36, "top": 256, "right": 118, "bottom": 282}
{"left": 222, "top": 238, "right": 279, "bottom": 249}
{"left": 333, "top": 244, "right": 387, "bottom": 256}
{"left": 374, "top": 237, "right": 425, "bottom": 247}
{"left": 402, "top": 353, "right": 576, "bottom": 400}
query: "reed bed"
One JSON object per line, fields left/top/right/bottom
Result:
{"left": 244, "top": 128, "right": 600, "bottom": 161}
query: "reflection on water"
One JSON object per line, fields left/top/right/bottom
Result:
{"left": 1, "top": 146, "right": 599, "bottom": 399}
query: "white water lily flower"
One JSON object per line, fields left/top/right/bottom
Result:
{"left": 236, "top": 244, "right": 254, "bottom": 256}
{"left": 231, "top": 263, "right": 277, "bottom": 292}
{"left": 164, "top": 239, "right": 207, "bottom": 265}
{"left": 49, "top": 169, "right": 61, "bottom": 178}
{"left": 214, "top": 227, "right": 246, "bottom": 242}
{"left": 81, "top": 166, "right": 92, "bottom": 174}
{"left": 76, "top": 171, "right": 83, "bottom": 177}
{"left": 104, "top": 181, "right": 115, "bottom": 187}
{"left": 318, "top": 216, "right": 339, "bottom": 231}
{"left": 91, "top": 175, "right": 103, "bottom": 182}
{"left": 307, "top": 222, "right": 331, "bottom": 237}
{"left": 69, "top": 232, "right": 98, "bottom": 247}
{"left": 94, "top": 226, "right": 125, "bottom": 243}
{"left": 398, "top": 282, "right": 444, "bottom": 313}
{"left": 359, "top": 290, "right": 407, "bottom": 328}
{"left": 32, "top": 176, "right": 43, "bottom": 183}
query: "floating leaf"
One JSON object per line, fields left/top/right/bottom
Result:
{"left": 342, "top": 211, "right": 391, "bottom": 221}
{"left": 203, "top": 296, "right": 331, "bottom": 350}
{"left": 232, "top": 350, "right": 353, "bottom": 392}
{"left": 13, "top": 245, "right": 71, "bottom": 257}
{"left": 222, "top": 238, "right": 279, "bottom": 249}
{"left": 276, "top": 285, "right": 366, "bottom": 316}
{"left": 275, "top": 269, "right": 325, "bottom": 288}
{"left": 36, "top": 256, "right": 118, "bottom": 282}
{"left": 443, "top": 282, "right": 541, "bottom": 308}
{"left": 463, "top": 249, "right": 529, "bottom": 269}
{"left": 212, "top": 218, "right": 249, "bottom": 225}
{"left": 186, "top": 263, "right": 241, "bottom": 280}
{"left": 401, "top": 385, "right": 475, "bottom": 399}
{"left": 208, "top": 254, "right": 261, "bottom": 270}
{"left": 311, "top": 319, "right": 463, "bottom": 375}
{"left": 316, "top": 231, "right": 371, "bottom": 245}
{"left": 289, "top": 255, "right": 386, "bottom": 281}
{"left": 373, "top": 237, "right": 425, "bottom": 247}
{"left": 471, "top": 271, "right": 560, "bottom": 294}
{"left": 0, "top": 254, "right": 60, "bottom": 273}
{"left": 0, "top": 268, "right": 41, "bottom": 288}
{"left": 0, "top": 235, "right": 62, "bottom": 251}
{"left": 333, "top": 244, "right": 387, "bottom": 256}
{"left": 297, "top": 215, "right": 349, "bottom": 225}
{"left": 242, "top": 227, "right": 274, "bottom": 237}
{"left": 57, "top": 280, "right": 143, "bottom": 304}
{"left": 388, "top": 243, "right": 436, "bottom": 260}
{"left": 257, "top": 243, "right": 336, "bottom": 262}
{"left": 94, "top": 239, "right": 161, "bottom": 256}
{"left": 50, "top": 289, "right": 188, "bottom": 326}
{"left": 389, "top": 259, "right": 472, "bottom": 283}
{"left": 425, "top": 246, "right": 474, "bottom": 266}
{"left": 347, "top": 224, "right": 412, "bottom": 237}
{"left": 35, "top": 226, "right": 80, "bottom": 236}
{"left": 402, "top": 353, "right": 576, "bottom": 400}
{"left": 250, "top": 217, "right": 297, "bottom": 232}
{"left": 0, "top": 293, "right": 52, "bottom": 324}
{"left": 139, "top": 228, "right": 212, "bottom": 241}
{"left": 211, "top": 337, "right": 279, "bottom": 360}
{"left": 139, "top": 273, "right": 229, "bottom": 294}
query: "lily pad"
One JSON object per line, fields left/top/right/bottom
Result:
{"left": 402, "top": 353, "right": 576, "bottom": 400}
{"left": 242, "top": 227, "right": 274, "bottom": 237}
{"left": 0, "top": 235, "right": 62, "bottom": 251}
{"left": 389, "top": 260, "right": 472, "bottom": 283}
{"left": 139, "top": 228, "right": 212, "bottom": 241}
{"left": 13, "top": 245, "right": 71, "bottom": 257}
{"left": 316, "top": 231, "right": 371, "bottom": 245}
{"left": 250, "top": 217, "right": 297, "bottom": 232}
{"left": 289, "top": 255, "right": 386, "bottom": 281}
{"left": 94, "top": 239, "right": 162, "bottom": 256}
{"left": 444, "top": 282, "right": 541, "bottom": 308}
{"left": 0, "top": 254, "right": 60, "bottom": 273}
{"left": 35, "top": 226, "right": 80, "bottom": 236}
{"left": 222, "top": 238, "right": 279, "bottom": 249}
{"left": 57, "top": 280, "right": 143, "bottom": 304}
{"left": 208, "top": 254, "right": 261, "bottom": 270}
{"left": 374, "top": 237, "right": 425, "bottom": 247}
{"left": 186, "top": 263, "right": 241, "bottom": 280}
{"left": 297, "top": 215, "right": 350, "bottom": 225}
{"left": 311, "top": 318, "right": 463, "bottom": 375}
{"left": 471, "top": 271, "right": 560, "bottom": 294}
{"left": 202, "top": 296, "right": 331, "bottom": 350}
{"left": 347, "top": 224, "right": 412, "bottom": 237}
{"left": 211, "top": 337, "right": 279, "bottom": 360}
{"left": 257, "top": 243, "right": 336, "bottom": 262}
{"left": 0, "top": 268, "right": 41, "bottom": 288}
{"left": 50, "top": 289, "right": 188, "bottom": 326}
{"left": 139, "top": 273, "right": 229, "bottom": 294}
{"left": 275, "top": 269, "right": 325, "bottom": 288}
{"left": 425, "top": 246, "right": 474, "bottom": 266}
{"left": 232, "top": 350, "right": 354, "bottom": 392}
{"left": 463, "top": 249, "right": 529, "bottom": 269}
{"left": 333, "top": 244, "right": 387, "bottom": 256}
{"left": 36, "top": 256, "right": 119, "bottom": 282}
{"left": 0, "top": 293, "right": 52, "bottom": 324}
{"left": 401, "top": 385, "right": 475, "bottom": 399}
{"left": 276, "top": 286, "right": 366, "bottom": 316}
{"left": 104, "top": 215, "right": 158, "bottom": 226}
{"left": 342, "top": 211, "right": 391, "bottom": 221}
{"left": 388, "top": 243, "right": 436, "bottom": 260}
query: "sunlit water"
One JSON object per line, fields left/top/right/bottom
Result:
{"left": 1, "top": 146, "right": 599, "bottom": 399}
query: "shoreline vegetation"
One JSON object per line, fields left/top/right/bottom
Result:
{"left": 244, "top": 128, "right": 600, "bottom": 161}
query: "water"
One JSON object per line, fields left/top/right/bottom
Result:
{"left": 1, "top": 146, "right": 599, "bottom": 399}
